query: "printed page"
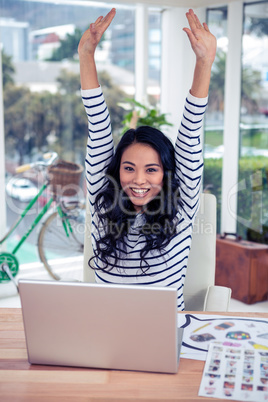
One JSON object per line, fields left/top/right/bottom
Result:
{"left": 178, "top": 314, "right": 268, "bottom": 361}
{"left": 198, "top": 342, "right": 268, "bottom": 401}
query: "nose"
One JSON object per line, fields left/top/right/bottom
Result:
{"left": 133, "top": 170, "right": 146, "bottom": 185}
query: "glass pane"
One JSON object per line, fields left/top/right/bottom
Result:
{"left": 237, "top": 1, "right": 268, "bottom": 243}
{"left": 148, "top": 12, "right": 161, "bottom": 83}
{"left": 110, "top": 7, "right": 162, "bottom": 121}
{"left": 204, "top": 7, "right": 228, "bottom": 233}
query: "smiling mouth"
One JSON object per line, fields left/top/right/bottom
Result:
{"left": 130, "top": 188, "right": 150, "bottom": 197}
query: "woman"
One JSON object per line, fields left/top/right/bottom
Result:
{"left": 78, "top": 8, "right": 216, "bottom": 310}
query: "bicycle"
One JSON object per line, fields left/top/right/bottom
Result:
{"left": 0, "top": 152, "right": 85, "bottom": 290}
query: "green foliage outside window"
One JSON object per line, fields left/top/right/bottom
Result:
{"left": 120, "top": 98, "right": 173, "bottom": 135}
{"left": 208, "top": 50, "right": 263, "bottom": 115}
{"left": 204, "top": 157, "right": 268, "bottom": 243}
{"left": 47, "top": 27, "right": 105, "bottom": 62}
{"left": 2, "top": 50, "right": 126, "bottom": 164}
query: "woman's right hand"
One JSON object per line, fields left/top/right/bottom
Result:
{"left": 183, "top": 9, "right": 216, "bottom": 67}
{"left": 78, "top": 8, "right": 116, "bottom": 57}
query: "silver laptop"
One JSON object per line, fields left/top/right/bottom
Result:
{"left": 19, "top": 279, "right": 183, "bottom": 373}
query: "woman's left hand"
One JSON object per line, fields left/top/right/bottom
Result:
{"left": 183, "top": 9, "right": 217, "bottom": 66}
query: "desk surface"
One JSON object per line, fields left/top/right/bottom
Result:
{"left": 1, "top": 308, "right": 267, "bottom": 402}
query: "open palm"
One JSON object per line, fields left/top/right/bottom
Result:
{"left": 78, "top": 8, "right": 116, "bottom": 56}
{"left": 183, "top": 9, "right": 216, "bottom": 65}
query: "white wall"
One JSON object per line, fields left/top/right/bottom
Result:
{"left": 160, "top": 7, "right": 193, "bottom": 143}
{"left": 135, "top": 4, "right": 149, "bottom": 105}
{"left": 160, "top": 7, "right": 207, "bottom": 144}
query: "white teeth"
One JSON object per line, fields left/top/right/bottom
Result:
{"left": 132, "top": 188, "right": 148, "bottom": 194}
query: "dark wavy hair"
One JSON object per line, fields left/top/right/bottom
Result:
{"left": 89, "top": 125, "right": 180, "bottom": 272}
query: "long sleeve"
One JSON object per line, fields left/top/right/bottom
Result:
{"left": 175, "top": 92, "right": 207, "bottom": 222}
{"left": 82, "top": 86, "right": 114, "bottom": 212}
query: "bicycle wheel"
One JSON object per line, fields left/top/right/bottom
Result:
{"left": 38, "top": 204, "right": 85, "bottom": 281}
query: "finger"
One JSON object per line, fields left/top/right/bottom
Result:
{"left": 187, "top": 10, "right": 203, "bottom": 34}
{"left": 203, "top": 22, "right": 210, "bottom": 32}
{"left": 183, "top": 28, "right": 197, "bottom": 48}
{"left": 95, "top": 16, "right": 103, "bottom": 25}
{"left": 186, "top": 10, "right": 197, "bottom": 31}
{"left": 188, "top": 9, "right": 201, "bottom": 29}
{"left": 90, "top": 23, "right": 95, "bottom": 33}
{"left": 192, "top": 12, "right": 203, "bottom": 29}
{"left": 102, "top": 8, "right": 116, "bottom": 25}
{"left": 94, "top": 8, "right": 115, "bottom": 36}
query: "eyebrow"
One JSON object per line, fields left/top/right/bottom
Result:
{"left": 122, "top": 161, "right": 161, "bottom": 167}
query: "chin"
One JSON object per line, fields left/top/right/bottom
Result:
{"left": 132, "top": 201, "right": 146, "bottom": 210}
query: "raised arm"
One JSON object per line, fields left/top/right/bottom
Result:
{"left": 174, "top": 10, "right": 216, "bottom": 222}
{"left": 183, "top": 9, "right": 216, "bottom": 98}
{"left": 78, "top": 8, "right": 116, "bottom": 89}
{"left": 78, "top": 9, "right": 116, "bottom": 212}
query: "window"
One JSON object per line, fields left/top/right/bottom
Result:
{"left": 1, "top": 0, "right": 157, "bottom": 265}
{"left": 237, "top": 1, "right": 268, "bottom": 243}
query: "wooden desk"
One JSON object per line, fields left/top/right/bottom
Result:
{"left": 1, "top": 309, "right": 267, "bottom": 401}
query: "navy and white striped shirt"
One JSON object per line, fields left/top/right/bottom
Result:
{"left": 82, "top": 86, "right": 207, "bottom": 310}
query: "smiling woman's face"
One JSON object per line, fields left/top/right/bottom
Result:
{"left": 119, "top": 142, "right": 164, "bottom": 212}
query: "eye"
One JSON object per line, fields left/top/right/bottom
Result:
{"left": 147, "top": 168, "right": 157, "bottom": 173}
{"left": 124, "top": 166, "right": 134, "bottom": 171}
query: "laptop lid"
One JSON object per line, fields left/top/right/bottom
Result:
{"left": 19, "top": 279, "right": 183, "bottom": 374}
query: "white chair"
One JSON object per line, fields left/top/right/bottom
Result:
{"left": 184, "top": 193, "right": 231, "bottom": 311}
{"left": 83, "top": 193, "right": 232, "bottom": 311}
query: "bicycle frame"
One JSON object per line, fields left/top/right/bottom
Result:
{"left": 1, "top": 182, "right": 73, "bottom": 256}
